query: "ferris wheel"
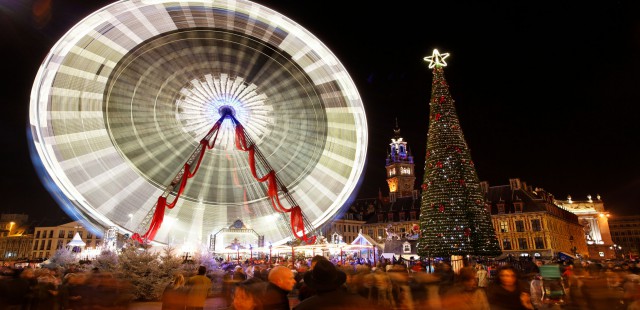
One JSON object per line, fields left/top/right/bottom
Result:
{"left": 28, "top": 0, "right": 367, "bottom": 247}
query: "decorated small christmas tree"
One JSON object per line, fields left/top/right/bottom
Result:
{"left": 417, "top": 50, "right": 501, "bottom": 258}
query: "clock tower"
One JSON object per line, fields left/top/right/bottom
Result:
{"left": 386, "top": 121, "right": 415, "bottom": 198}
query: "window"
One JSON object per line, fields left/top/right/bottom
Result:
{"left": 514, "top": 203, "right": 523, "bottom": 213}
{"left": 399, "top": 212, "right": 405, "bottom": 221}
{"left": 502, "top": 238, "right": 512, "bottom": 250}
{"left": 515, "top": 221, "right": 525, "bottom": 232}
{"left": 87, "top": 232, "right": 93, "bottom": 239}
{"left": 48, "top": 231, "right": 53, "bottom": 238}
{"left": 377, "top": 214, "right": 383, "bottom": 222}
{"left": 498, "top": 204, "right": 505, "bottom": 214}
{"left": 46, "top": 240, "right": 52, "bottom": 250}
{"left": 58, "top": 230, "right": 65, "bottom": 238}
{"left": 368, "top": 229, "right": 374, "bottom": 236}
{"left": 410, "top": 212, "right": 416, "bottom": 221}
{"left": 377, "top": 229, "right": 384, "bottom": 238}
{"left": 500, "top": 221, "right": 509, "bottom": 233}
{"left": 68, "top": 231, "right": 74, "bottom": 238}
{"left": 36, "top": 231, "right": 41, "bottom": 238}
{"left": 388, "top": 213, "right": 394, "bottom": 221}
{"left": 518, "top": 238, "right": 528, "bottom": 250}
{"left": 403, "top": 243, "right": 411, "bottom": 253}
{"left": 33, "top": 240, "right": 39, "bottom": 250}
{"left": 534, "top": 237, "right": 545, "bottom": 249}
{"left": 56, "top": 240, "right": 64, "bottom": 249}
{"left": 531, "top": 219, "right": 542, "bottom": 232}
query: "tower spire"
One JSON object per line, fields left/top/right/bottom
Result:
{"left": 385, "top": 118, "right": 415, "bottom": 197}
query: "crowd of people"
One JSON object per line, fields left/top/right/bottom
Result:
{"left": 1, "top": 255, "right": 639, "bottom": 310}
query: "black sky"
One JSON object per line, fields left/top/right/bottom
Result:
{"left": 2, "top": 0, "right": 639, "bottom": 222}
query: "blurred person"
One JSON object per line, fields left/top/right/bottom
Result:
{"left": 372, "top": 264, "right": 395, "bottom": 308}
{"left": 186, "top": 266, "right": 212, "bottom": 310}
{"left": 293, "top": 259, "right": 381, "bottom": 310}
{"left": 297, "top": 255, "right": 328, "bottom": 301}
{"left": 476, "top": 264, "right": 489, "bottom": 289}
{"left": 162, "top": 273, "right": 188, "bottom": 310}
{"left": 34, "top": 268, "right": 60, "bottom": 310}
{"left": 263, "top": 265, "right": 297, "bottom": 310}
{"left": 234, "top": 265, "right": 248, "bottom": 281}
{"left": 442, "top": 266, "right": 489, "bottom": 310}
{"left": 0, "top": 268, "right": 30, "bottom": 310}
{"left": 486, "top": 265, "right": 533, "bottom": 310}
{"left": 231, "top": 277, "right": 267, "bottom": 310}
{"left": 59, "top": 272, "right": 88, "bottom": 310}
{"left": 387, "top": 264, "right": 414, "bottom": 310}
{"left": 436, "top": 262, "right": 455, "bottom": 296}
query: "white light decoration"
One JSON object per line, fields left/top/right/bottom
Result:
{"left": 423, "top": 49, "right": 450, "bottom": 68}
{"left": 29, "top": 0, "right": 367, "bottom": 246}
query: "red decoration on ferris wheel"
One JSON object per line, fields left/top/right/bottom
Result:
{"left": 132, "top": 118, "right": 316, "bottom": 245}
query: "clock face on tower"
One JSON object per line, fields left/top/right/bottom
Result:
{"left": 403, "top": 183, "right": 411, "bottom": 190}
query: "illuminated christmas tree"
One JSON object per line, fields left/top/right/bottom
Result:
{"left": 417, "top": 50, "right": 501, "bottom": 258}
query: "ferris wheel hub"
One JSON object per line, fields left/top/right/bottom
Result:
{"left": 218, "top": 105, "right": 236, "bottom": 119}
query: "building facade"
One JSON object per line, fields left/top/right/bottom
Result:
{"left": 0, "top": 214, "right": 33, "bottom": 263}
{"left": 483, "top": 178, "right": 588, "bottom": 260}
{"left": 31, "top": 221, "right": 102, "bottom": 259}
{"left": 608, "top": 215, "right": 640, "bottom": 259}
{"left": 555, "top": 194, "right": 616, "bottom": 259}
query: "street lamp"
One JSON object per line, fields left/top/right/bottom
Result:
{"left": 610, "top": 244, "right": 622, "bottom": 259}
{"left": 8, "top": 222, "right": 15, "bottom": 235}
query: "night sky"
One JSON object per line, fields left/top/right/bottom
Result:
{"left": 2, "top": 0, "right": 639, "bottom": 223}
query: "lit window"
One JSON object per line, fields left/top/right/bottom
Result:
{"left": 500, "top": 221, "right": 509, "bottom": 233}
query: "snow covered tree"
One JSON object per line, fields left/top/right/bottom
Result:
{"left": 157, "top": 245, "right": 187, "bottom": 289}
{"left": 49, "top": 247, "right": 77, "bottom": 268}
{"left": 93, "top": 249, "right": 119, "bottom": 272}
{"left": 117, "top": 244, "right": 163, "bottom": 301}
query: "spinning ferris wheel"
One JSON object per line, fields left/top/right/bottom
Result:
{"left": 29, "top": 0, "right": 367, "bottom": 246}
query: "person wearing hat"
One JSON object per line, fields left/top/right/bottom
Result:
{"left": 293, "top": 260, "right": 381, "bottom": 310}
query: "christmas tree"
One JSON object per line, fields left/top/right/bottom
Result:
{"left": 417, "top": 50, "right": 501, "bottom": 258}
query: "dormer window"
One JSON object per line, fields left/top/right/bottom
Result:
{"left": 399, "top": 212, "right": 406, "bottom": 221}
{"left": 387, "top": 213, "right": 394, "bottom": 222}
{"left": 377, "top": 214, "right": 383, "bottom": 222}
{"left": 514, "top": 202, "right": 523, "bottom": 213}
{"left": 410, "top": 211, "right": 416, "bottom": 221}
{"left": 403, "top": 242, "right": 411, "bottom": 253}
{"left": 498, "top": 203, "right": 505, "bottom": 214}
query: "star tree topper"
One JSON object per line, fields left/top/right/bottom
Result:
{"left": 424, "top": 49, "right": 450, "bottom": 68}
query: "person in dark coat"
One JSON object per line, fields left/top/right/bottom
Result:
{"left": 296, "top": 255, "right": 328, "bottom": 301}
{"left": 486, "top": 265, "right": 534, "bottom": 310}
{"left": 293, "top": 260, "right": 382, "bottom": 310}
{"left": 262, "top": 266, "right": 296, "bottom": 310}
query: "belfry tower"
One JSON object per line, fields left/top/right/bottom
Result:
{"left": 385, "top": 120, "right": 416, "bottom": 199}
